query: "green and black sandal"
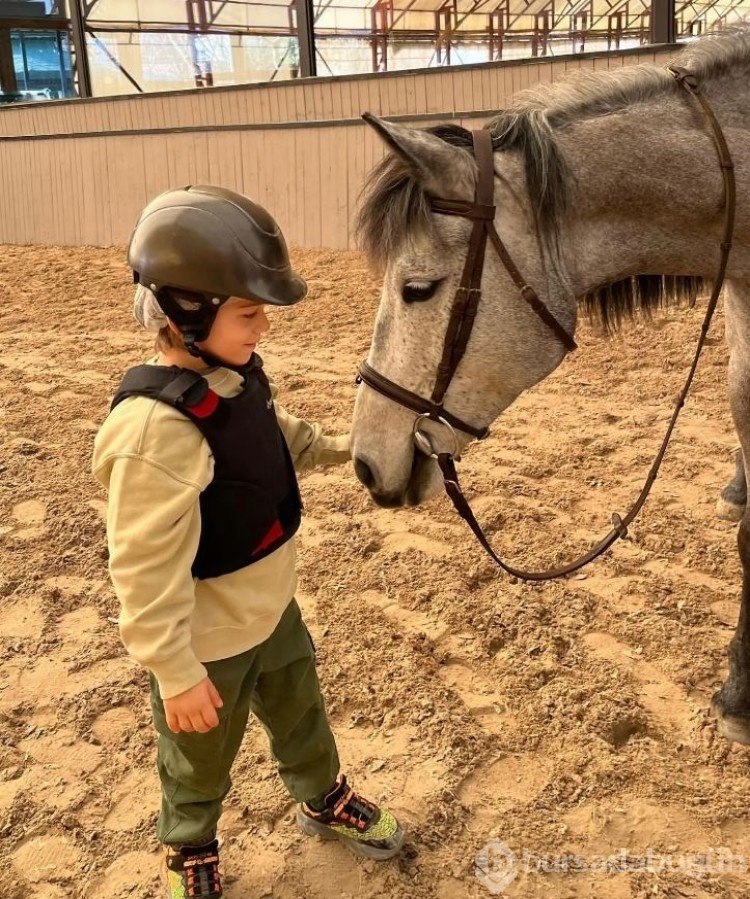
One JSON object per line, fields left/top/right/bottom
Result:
{"left": 162, "top": 839, "right": 223, "bottom": 898}
{"left": 297, "top": 773, "right": 404, "bottom": 860}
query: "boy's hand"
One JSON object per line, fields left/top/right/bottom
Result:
{"left": 164, "top": 677, "right": 223, "bottom": 734}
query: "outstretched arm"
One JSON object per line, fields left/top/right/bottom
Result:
{"left": 270, "top": 378, "right": 350, "bottom": 472}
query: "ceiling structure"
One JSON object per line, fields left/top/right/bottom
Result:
{"left": 0, "top": 0, "right": 747, "bottom": 97}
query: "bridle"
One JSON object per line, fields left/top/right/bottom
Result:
{"left": 356, "top": 65, "right": 736, "bottom": 581}
{"left": 358, "top": 126, "right": 577, "bottom": 444}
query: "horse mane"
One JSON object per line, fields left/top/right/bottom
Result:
{"left": 356, "top": 27, "right": 750, "bottom": 331}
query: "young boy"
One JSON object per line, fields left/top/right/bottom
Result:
{"left": 92, "top": 185, "right": 403, "bottom": 898}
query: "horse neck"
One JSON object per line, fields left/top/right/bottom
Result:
{"left": 555, "top": 81, "right": 749, "bottom": 294}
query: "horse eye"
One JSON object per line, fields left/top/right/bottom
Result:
{"left": 402, "top": 280, "right": 441, "bottom": 303}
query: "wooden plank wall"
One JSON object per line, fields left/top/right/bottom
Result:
{"left": 0, "top": 46, "right": 678, "bottom": 249}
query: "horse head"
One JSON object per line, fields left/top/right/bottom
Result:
{"left": 351, "top": 113, "right": 575, "bottom": 507}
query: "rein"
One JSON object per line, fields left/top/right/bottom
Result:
{"left": 357, "top": 65, "right": 736, "bottom": 581}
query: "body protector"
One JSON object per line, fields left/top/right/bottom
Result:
{"left": 127, "top": 185, "right": 307, "bottom": 355}
{"left": 111, "top": 355, "right": 302, "bottom": 580}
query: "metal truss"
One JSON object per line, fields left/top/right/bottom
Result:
{"left": 17, "top": 0, "right": 750, "bottom": 99}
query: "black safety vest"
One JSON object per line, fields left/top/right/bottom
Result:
{"left": 110, "top": 355, "right": 302, "bottom": 580}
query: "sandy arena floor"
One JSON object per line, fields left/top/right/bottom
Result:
{"left": 1, "top": 244, "right": 750, "bottom": 898}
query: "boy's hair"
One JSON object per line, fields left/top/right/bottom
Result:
{"left": 155, "top": 325, "right": 185, "bottom": 352}
{"left": 153, "top": 287, "right": 207, "bottom": 352}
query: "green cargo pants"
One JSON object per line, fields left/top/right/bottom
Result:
{"left": 149, "top": 598, "right": 340, "bottom": 846}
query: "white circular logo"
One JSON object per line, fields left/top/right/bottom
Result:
{"left": 475, "top": 838, "right": 519, "bottom": 894}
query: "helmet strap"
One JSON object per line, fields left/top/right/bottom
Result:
{"left": 152, "top": 287, "right": 252, "bottom": 372}
{"left": 183, "top": 330, "right": 236, "bottom": 370}
{"left": 183, "top": 325, "right": 256, "bottom": 373}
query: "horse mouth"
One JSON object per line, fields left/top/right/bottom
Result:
{"left": 368, "top": 451, "right": 434, "bottom": 508}
{"left": 405, "top": 452, "right": 434, "bottom": 505}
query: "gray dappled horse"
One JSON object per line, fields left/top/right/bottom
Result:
{"left": 351, "top": 30, "right": 750, "bottom": 743}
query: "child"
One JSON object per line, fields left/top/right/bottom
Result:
{"left": 92, "top": 185, "right": 403, "bottom": 898}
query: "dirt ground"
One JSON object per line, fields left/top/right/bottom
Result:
{"left": 1, "top": 244, "right": 750, "bottom": 899}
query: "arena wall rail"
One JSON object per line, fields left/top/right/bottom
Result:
{"left": 0, "top": 45, "right": 679, "bottom": 249}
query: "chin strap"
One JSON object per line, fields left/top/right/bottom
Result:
{"left": 150, "top": 285, "right": 223, "bottom": 361}
{"left": 142, "top": 283, "right": 253, "bottom": 373}
{"left": 158, "top": 298, "right": 242, "bottom": 372}
{"left": 183, "top": 330, "right": 224, "bottom": 368}
{"left": 185, "top": 334, "right": 257, "bottom": 374}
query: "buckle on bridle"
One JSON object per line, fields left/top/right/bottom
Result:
{"left": 413, "top": 413, "right": 461, "bottom": 460}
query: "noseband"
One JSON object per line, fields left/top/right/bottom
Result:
{"left": 357, "top": 65, "right": 735, "bottom": 580}
{"left": 357, "top": 127, "right": 577, "bottom": 443}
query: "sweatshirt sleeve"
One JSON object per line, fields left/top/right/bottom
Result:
{"left": 93, "top": 403, "right": 213, "bottom": 699}
{"left": 268, "top": 376, "right": 351, "bottom": 473}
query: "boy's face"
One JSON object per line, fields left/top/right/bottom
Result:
{"left": 196, "top": 298, "right": 270, "bottom": 366}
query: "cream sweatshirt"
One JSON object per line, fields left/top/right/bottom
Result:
{"left": 92, "top": 362, "right": 350, "bottom": 699}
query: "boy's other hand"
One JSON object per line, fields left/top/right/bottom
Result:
{"left": 164, "top": 677, "right": 224, "bottom": 734}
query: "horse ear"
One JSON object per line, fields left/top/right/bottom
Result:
{"left": 362, "top": 112, "right": 475, "bottom": 200}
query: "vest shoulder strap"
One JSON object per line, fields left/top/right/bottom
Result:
{"left": 111, "top": 365, "right": 211, "bottom": 414}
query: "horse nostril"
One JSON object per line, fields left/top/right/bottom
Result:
{"left": 353, "top": 456, "right": 375, "bottom": 490}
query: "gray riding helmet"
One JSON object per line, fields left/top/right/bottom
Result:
{"left": 127, "top": 185, "right": 307, "bottom": 306}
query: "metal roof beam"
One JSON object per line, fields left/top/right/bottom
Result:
{"left": 69, "top": 0, "right": 92, "bottom": 97}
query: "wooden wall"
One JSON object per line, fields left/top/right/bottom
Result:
{"left": 0, "top": 46, "right": 678, "bottom": 249}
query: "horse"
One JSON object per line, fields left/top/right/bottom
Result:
{"left": 350, "top": 28, "right": 750, "bottom": 744}
{"left": 718, "top": 448, "right": 747, "bottom": 521}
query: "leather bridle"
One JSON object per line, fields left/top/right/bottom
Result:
{"left": 356, "top": 65, "right": 736, "bottom": 580}
{"left": 357, "top": 127, "right": 577, "bottom": 443}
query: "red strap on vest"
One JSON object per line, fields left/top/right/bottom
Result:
{"left": 185, "top": 389, "right": 219, "bottom": 419}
